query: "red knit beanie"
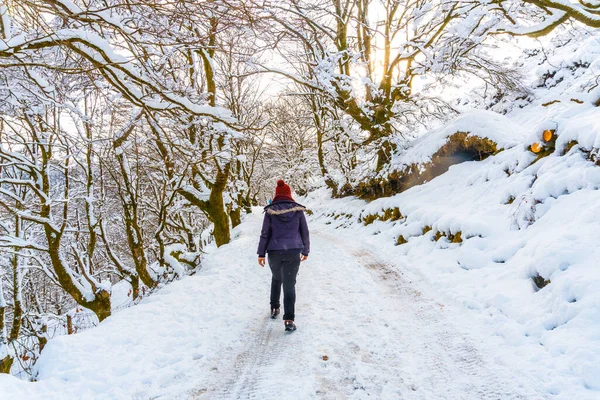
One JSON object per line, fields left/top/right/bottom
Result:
{"left": 273, "top": 180, "right": 294, "bottom": 202}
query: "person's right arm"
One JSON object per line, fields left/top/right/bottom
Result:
{"left": 299, "top": 211, "right": 310, "bottom": 261}
{"left": 257, "top": 212, "right": 271, "bottom": 266}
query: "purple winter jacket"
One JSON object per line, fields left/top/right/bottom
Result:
{"left": 257, "top": 200, "right": 310, "bottom": 257}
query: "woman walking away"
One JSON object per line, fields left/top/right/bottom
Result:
{"left": 257, "top": 180, "right": 310, "bottom": 332}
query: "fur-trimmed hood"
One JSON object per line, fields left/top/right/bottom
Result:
{"left": 264, "top": 201, "right": 306, "bottom": 222}
{"left": 266, "top": 205, "right": 306, "bottom": 215}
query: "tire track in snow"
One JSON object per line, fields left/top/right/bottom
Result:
{"left": 206, "top": 317, "right": 280, "bottom": 399}
{"left": 201, "top": 316, "right": 320, "bottom": 399}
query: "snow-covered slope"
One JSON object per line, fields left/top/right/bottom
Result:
{"left": 302, "top": 69, "right": 600, "bottom": 398}
{"left": 290, "top": 31, "right": 600, "bottom": 398}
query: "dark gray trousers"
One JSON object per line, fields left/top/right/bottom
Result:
{"left": 268, "top": 253, "right": 301, "bottom": 321}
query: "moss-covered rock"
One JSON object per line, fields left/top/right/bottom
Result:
{"left": 532, "top": 274, "right": 551, "bottom": 290}
{"left": 353, "top": 132, "right": 500, "bottom": 200}
{"left": 586, "top": 148, "right": 600, "bottom": 166}
{"left": 432, "top": 230, "right": 463, "bottom": 243}
{"left": 362, "top": 214, "right": 378, "bottom": 225}
{"left": 0, "top": 354, "right": 14, "bottom": 374}
{"left": 383, "top": 207, "right": 403, "bottom": 221}
{"left": 449, "top": 232, "right": 463, "bottom": 243}
{"left": 362, "top": 208, "right": 403, "bottom": 225}
{"left": 563, "top": 140, "right": 578, "bottom": 154}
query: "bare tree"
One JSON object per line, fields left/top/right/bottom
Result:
{"left": 0, "top": 1, "right": 252, "bottom": 247}
{"left": 0, "top": 106, "right": 112, "bottom": 322}
{"left": 261, "top": 97, "right": 320, "bottom": 195}
{"left": 492, "top": 0, "right": 600, "bottom": 36}
{"left": 255, "top": 0, "right": 520, "bottom": 171}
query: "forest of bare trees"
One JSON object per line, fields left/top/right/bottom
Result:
{"left": 0, "top": 0, "right": 597, "bottom": 377}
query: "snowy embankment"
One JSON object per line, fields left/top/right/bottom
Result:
{"left": 303, "top": 100, "right": 600, "bottom": 397}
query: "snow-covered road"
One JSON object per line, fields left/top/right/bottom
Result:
{"left": 1, "top": 210, "right": 549, "bottom": 399}
{"left": 200, "top": 226, "right": 542, "bottom": 400}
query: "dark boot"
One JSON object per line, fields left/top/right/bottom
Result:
{"left": 284, "top": 320, "right": 297, "bottom": 332}
{"left": 270, "top": 308, "right": 280, "bottom": 319}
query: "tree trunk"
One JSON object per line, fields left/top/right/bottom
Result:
{"left": 131, "top": 276, "right": 140, "bottom": 301}
{"left": 9, "top": 226, "right": 22, "bottom": 342}
{"left": 0, "top": 355, "right": 13, "bottom": 374}
{"left": 0, "top": 302, "right": 12, "bottom": 374}
{"left": 212, "top": 215, "right": 230, "bottom": 246}
{"left": 38, "top": 323, "right": 48, "bottom": 352}
{"left": 209, "top": 194, "right": 231, "bottom": 247}
{"left": 179, "top": 185, "right": 231, "bottom": 247}
{"left": 243, "top": 193, "right": 253, "bottom": 213}
{"left": 85, "top": 289, "right": 112, "bottom": 322}
{"left": 376, "top": 140, "right": 395, "bottom": 172}
{"left": 46, "top": 228, "right": 112, "bottom": 322}
{"left": 99, "top": 221, "right": 141, "bottom": 301}
{"left": 128, "top": 231, "right": 155, "bottom": 288}
{"left": 116, "top": 150, "right": 157, "bottom": 289}
{"left": 230, "top": 206, "right": 242, "bottom": 228}
{"left": 8, "top": 298, "right": 21, "bottom": 341}
{"left": 67, "top": 314, "right": 74, "bottom": 335}
{"left": 230, "top": 192, "right": 246, "bottom": 228}
{"left": 317, "top": 128, "right": 338, "bottom": 196}
{"left": 179, "top": 166, "right": 232, "bottom": 247}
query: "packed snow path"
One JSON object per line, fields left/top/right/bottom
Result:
{"left": 201, "top": 229, "right": 540, "bottom": 400}
{"left": 2, "top": 210, "right": 550, "bottom": 399}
